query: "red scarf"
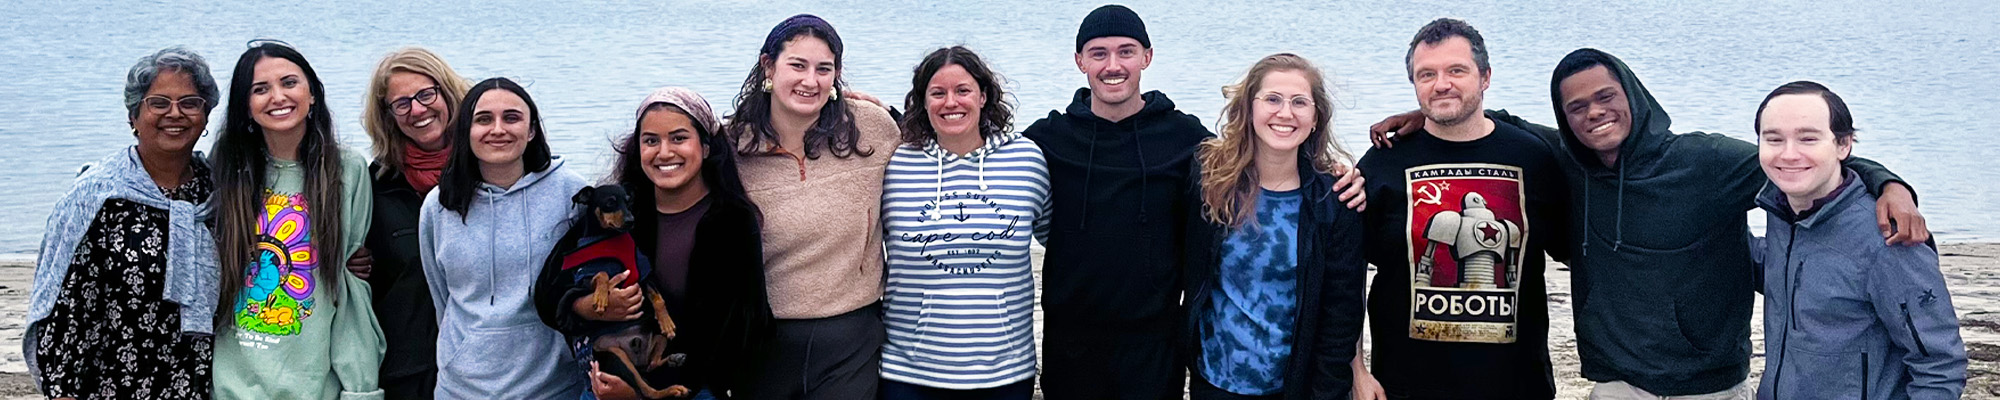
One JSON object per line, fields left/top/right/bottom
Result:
{"left": 402, "top": 142, "right": 450, "bottom": 194}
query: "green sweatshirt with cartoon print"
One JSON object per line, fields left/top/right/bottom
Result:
{"left": 212, "top": 149, "right": 385, "bottom": 400}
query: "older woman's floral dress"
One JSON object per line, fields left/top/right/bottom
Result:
{"left": 34, "top": 163, "right": 214, "bottom": 399}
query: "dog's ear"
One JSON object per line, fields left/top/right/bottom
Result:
{"left": 573, "top": 186, "right": 596, "bottom": 206}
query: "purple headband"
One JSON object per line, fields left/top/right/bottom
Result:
{"left": 636, "top": 86, "right": 720, "bottom": 137}
{"left": 762, "top": 14, "right": 843, "bottom": 60}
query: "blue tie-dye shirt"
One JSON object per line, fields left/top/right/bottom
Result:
{"left": 1200, "top": 187, "right": 1302, "bottom": 395}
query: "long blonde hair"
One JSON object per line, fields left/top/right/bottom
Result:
{"left": 361, "top": 47, "right": 471, "bottom": 177}
{"left": 1197, "top": 53, "right": 1352, "bottom": 229}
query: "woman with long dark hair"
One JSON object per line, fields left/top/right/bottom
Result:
{"left": 724, "top": 14, "right": 901, "bottom": 399}
{"left": 418, "top": 77, "right": 588, "bottom": 399}
{"left": 208, "top": 40, "right": 384, "bottom": 399}
{"left": 534, "top": 86, "right": 773, "bottom": 400}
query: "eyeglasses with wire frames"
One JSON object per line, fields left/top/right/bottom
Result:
{"left": 1256, "top": 92, "right": 1315, "bottom": 112}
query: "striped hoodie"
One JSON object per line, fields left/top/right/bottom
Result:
{"left": 880, "top": 130, "right": 1051, "bottom": 389}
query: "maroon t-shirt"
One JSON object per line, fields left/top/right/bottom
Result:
{"left": 652, "top": 195, "right": 711, "bottom": 305}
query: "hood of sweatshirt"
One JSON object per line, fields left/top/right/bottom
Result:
{"left": 919, "top": 129, "right": 1023, "bottom": 202}
{"left": 1021, "top": 88, "right": 1212, "bottom": 327}
{"left": 1546, "top": 49, "right": 1760, "bottom": 394}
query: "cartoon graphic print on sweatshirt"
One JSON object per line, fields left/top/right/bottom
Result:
{"left": 1405, "top": 163, "right": 1527, "bottom": 343}
{"left": 235, "top": 191, "right": 319, "bottom": 341}
{"left": 904, "top": 190, "right": 1028, "bottom": 274}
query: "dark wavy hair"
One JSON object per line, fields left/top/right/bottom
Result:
{"left": 727, "top": 15, "right": 870, "bottom": 159}
{"left": 898, "top": 46, "right": 1013, "bottom": 146}
{"left": 210, "top": 42, "right": 346, "bottom": 326}
{"left": 612, "top": 103, "right": 764, "bottom": 224}
{"left": 437, "top": 77, "right": 554, "bottom": 219}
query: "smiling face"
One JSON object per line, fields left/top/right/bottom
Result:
{"left": 248, "top": 57, "right": 314, "bottom": 137}
{"left": 468, "top": 90, "right": 532, "bottom": 170}
{"left": 132, "top": 70, "right": 207, "bottom": 157}
{"left": 1074, "top": 36, "right": 1151, "bottom": 106}
{"left": 1559, "top": 65, "right": 1633, "bottom": 164}
{"left": 925, "top": 63, "right": 987, "bottom": 140}
{"left": 1408, "top": 36, "right": 1489, "bottom": 127}
{"left": 1758, "top": 94, "right": 1851, "bottom": 208}
{"left": 763, "top": 35, "right": 838, "bottom": 119}
{"left": 637, "top": 108, "right": 706, "bottom": 194}
{"left": 385, "top": 71, "right": 448, "bottom": 151}
{"left": 1251, "top": 69, "right": 1315, "bottom": 156}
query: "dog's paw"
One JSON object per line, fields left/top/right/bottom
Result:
{"left": 664, "top": 385, "right": 691, "bottom": 398}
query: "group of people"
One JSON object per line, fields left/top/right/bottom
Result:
{"left": 25, "top": 4, "right": 1968, "bottom": 400}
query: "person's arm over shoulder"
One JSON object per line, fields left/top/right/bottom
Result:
{"left": 848, "top": 100, "right": 902, "bottom": 153}
{"left": 1313, "top": 202, "right": 1369, "bottom": 397}
{"left": 1865, "top": 241, "right": 1965, "bottom": 399}
{"left": 1486, "top": 109, "right": 1561, "bottom": 153}
{"left": 1842, "top": 157, "right": 1910, "bottom": 201}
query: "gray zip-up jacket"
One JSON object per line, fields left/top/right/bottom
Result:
{"left": 419, "top": 157, "right": 588, "bottom": 399}
{"left": 1753, "top": 171, "right": 1965, "bottom": 400}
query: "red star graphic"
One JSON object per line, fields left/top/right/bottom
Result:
{"left": 1478, "top": 223, "right": 1501, "bottom": 242}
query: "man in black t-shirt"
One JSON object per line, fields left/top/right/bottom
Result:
{"left": 1353, "top": 18, "right": 1571, "bottom": 400}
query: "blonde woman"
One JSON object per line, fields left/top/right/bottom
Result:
{"left": 354, "top": 46, "right": 473, "bottom": 399}
{"left": 1180, "top": 53, "right": 1365, "bottom": 399}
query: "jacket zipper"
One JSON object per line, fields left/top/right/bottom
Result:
{"left": 1774, "top": 224, "right": 1799, "bottom": 398}
{"left": 1901, "top": 303, "right": 1931, "bottom": 357}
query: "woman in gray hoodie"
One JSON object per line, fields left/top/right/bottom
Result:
{"left": 1751, "top": 81, "right": 1965, "bottom": 399}
{"left": 418, "top": 77, "right": 589, "bottom": 399}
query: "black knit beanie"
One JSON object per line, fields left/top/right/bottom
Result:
{"left": 1075, "top": 5, "right": 1150, "bottom": 52}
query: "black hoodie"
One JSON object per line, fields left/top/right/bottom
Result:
{"left": 1024, "top": 88, "right": 1212, "bottom": 331}
{"left": 1515, "top": 49, "right": 1909, "bottom": 395}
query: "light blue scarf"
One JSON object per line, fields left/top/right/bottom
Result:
{"left": 24, "top": 146, "right": 219, "bottom": 381}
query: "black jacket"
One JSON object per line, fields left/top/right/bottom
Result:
{"left": 362, "top": 163, "right": 439, "bottom": 391}
{"left": 1181, "top": 156, "right": 1367, "bottom": 400}
{"left": 531, "top": 189, "right": 773, "bottom": 398}
{"left": 1023, "top": 88, "right": 1212, "bottom": 330}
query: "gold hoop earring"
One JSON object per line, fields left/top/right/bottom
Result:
{"left": 761, "top": 79, "right": 774, "bottom": 92}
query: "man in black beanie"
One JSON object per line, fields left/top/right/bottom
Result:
{"left": 1024, "top": 4, "right": 1208, "bottom": 399}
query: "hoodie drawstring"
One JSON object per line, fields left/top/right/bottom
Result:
{"left": 1078, "top": 126, "right": 1100, "bottom": 231}
{"left": 1614, "top": 159, "right": 1626, "bottom": 252}
{"left": 1582, "top": 160, "right": 1630, "bottom": 259}
{"left": 933, "top": 155, "right": 945, "bottom": 220}
{"left": 1133, "top": 120, "right": 1150, "bottom": 226}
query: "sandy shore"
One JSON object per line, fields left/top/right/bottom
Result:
{"left": 2, "top": 243, "right": 1995, "bottom": 399}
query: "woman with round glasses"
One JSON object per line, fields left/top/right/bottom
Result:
{"left": 350, "top": 46, "right": 473, "bottom": 400}
{"left": 26, "top": 46, "right": 224, "bottom": 399}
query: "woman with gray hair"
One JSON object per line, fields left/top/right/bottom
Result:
{"left": 25, "top": 46, "right": 223, "bottom": 399}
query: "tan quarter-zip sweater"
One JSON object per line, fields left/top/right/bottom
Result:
{"left": 736, "top": 101, "right": 899, "bottom": 319}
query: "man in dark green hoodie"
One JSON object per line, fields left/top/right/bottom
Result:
{"left": 1369, "top": 49, "right": 1927, "bottom": 398}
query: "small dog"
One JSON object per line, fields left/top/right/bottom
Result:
{"left": 556, "top": 185, "right": 690, "bottom": 399}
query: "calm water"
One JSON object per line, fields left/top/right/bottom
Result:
{"left": 2, "top": 0, "right": 1996, "bottom": 256}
